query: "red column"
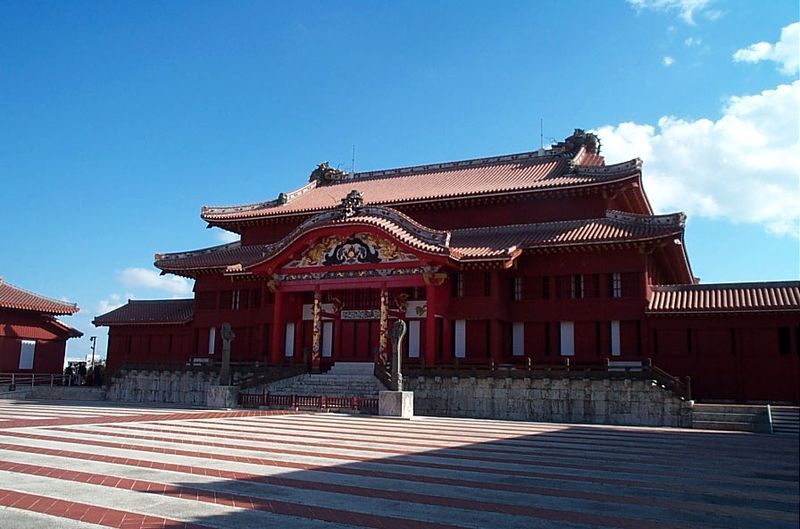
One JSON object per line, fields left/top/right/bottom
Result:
{"left": 377, "top": 285, "right": 389, "bottom": 366}
{"left": 269, "top": 289, "right": 283, "bottom": 364}
{"left": 442, "top": 318, "right": 453, "bottom": 363}
{"left": 491, "top": 319, "right": 503, "bottom": 365}
{"left": 333, "top": 319, "right": 342, "bottom": 361}
{"left": 425, "top": 282, "right": 437, "bottom": 367}
{"left": 311, "top": 287, "right": 322, "bottom": 373}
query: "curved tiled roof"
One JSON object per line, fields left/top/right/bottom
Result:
{"left": 156, "top": 242, "right": 268, "bottom": 274}
{"left": 0, "top": 278, "right": 79, "bottom": 315}
{"left": 93, "top": 299, "right": 194, "bottom": 326}
{"left": 156, "top": 208, "right": 686, "bottom": 274}
{"left": 449, "top": 211, "right": 685, "bottom": 259}
{"left": 157, "top": 206, "right": 452, "bottom": 275}
{"left": 648, "top": 282, "right": 800, "bottom": 313}
{"left": 201, "top": 148, "right": 642, "bottom": 224}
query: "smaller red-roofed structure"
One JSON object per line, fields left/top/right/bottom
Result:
{"left": 92, "top": 299, "right": 194, "bottom": 372}
{"left": 0, "top": 278, "right": 82, "bottom": 373}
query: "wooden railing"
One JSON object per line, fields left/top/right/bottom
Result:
{"left": 0, "top": 373, "right": 76, "bottom": 391}
{"left": 238, "top": 392, "right": 378, "bottom": 413}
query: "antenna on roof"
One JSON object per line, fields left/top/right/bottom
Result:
{"left": 351, "top": 144, "right": 356, "bottom": 175}
{"left": 538, "top": 118, "right": 546, "bottom": 155}
{"left": 540, "top": 118, "right": 543, "bottom": 149}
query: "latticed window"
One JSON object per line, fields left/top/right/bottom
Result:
{"left": 570, "top": 275, "right": 584, "bottom": 299}
{"left": 513, "top": 277, "right": 523, "bottom": 301}
{"left": 231, "top": 290, "right": 240, "bottom": 310}
{"left": 453, "top": 273, "right": 464, "bottom": 298}
{"left": 610, "top": 272, "right": 622, "bottom": 298}
{"left": 195, "top": 291, "right": 216, "bottom": 310}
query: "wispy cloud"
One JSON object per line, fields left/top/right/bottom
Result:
{"left": 96, "top": 293, "right": 131, "bottom": 315}
{"left": 214, "top": 229, "right": 240, "bottom": 244}
{"left": 662, "top": 56, "right": 675, "bottom": 66}
{"left": 118, "top": 267, "right": 192, "bottom": 296}
{"left": 733, "top": 22, "right": 799, "bottom": 76}
{"left": 627, "top": 0, "right": 716, "bottom": 25}
{"left": 684, "top": 36, "right": 702, "bottom": 47}
{"left": 595, "top": 80, "right": 800, "bottom": 237}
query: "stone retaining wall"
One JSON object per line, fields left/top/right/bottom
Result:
{"left": 406, "top": 375, "right": 692, "bottom": 427}
{"left": 28, "top": 386, "right": 107, "bottom": 401}
{"left": 107, "top": 370, "right": 250, "bottom": 405}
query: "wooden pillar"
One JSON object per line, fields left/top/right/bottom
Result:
{"left": 333, "top": 318, "right": 342, "bottom": 361}
{"left": 311, "top": 287, "right": 322, "bottom": 372}
{"left": 491, "top": 319, "right": 503, "bottom": 365}
{"left": 442, "top": 318, "right": 453, "bottom": 362}
{"left": 269, "top": 289, "right": 283, "bottom": 364}
{"left": 425, "top": 282, "right": 437, "bottom": 367}
{"left": 379, "top": 285, "right": 389, "bottom": 364}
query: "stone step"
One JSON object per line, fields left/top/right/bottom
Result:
{"left": 692, "top": 420, "right": 761, "bottom": 432}
{"left": 692, "top": 412, "right": 769, "bottom": 424}
{"left": 692, "top": 404, "right": 769, "bottom": 432}
{"left": 328, "top": 363, "right": 375, "bottom": 375}
{"left": 770, "top": 407, "right": 799, "bottom": 436}
{"left": 269, "top": 388, "right": 378, "bottom": 397}
{"left": 693, "top": 404, "right": 768, "bottom": 414}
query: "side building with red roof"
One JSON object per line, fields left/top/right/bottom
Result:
{"left": 0, "top": 278, "right": 82, "bottom": 373}
{"left": 94, "top": 130, "right": 800, "bottom": 403}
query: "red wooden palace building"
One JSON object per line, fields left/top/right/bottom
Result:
{"left": 94, "top": 131, "right": 800, "bottom": 403}
{"left": 0, "top": 278, "right": 82, "bottom": 373}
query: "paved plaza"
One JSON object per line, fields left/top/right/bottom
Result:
{"left": 0, "top": 400, "right": 796, "bottom": 529}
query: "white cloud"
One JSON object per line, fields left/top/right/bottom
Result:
{"left": 627, "top": 0, "right": 714, "bottom": 25}
{"left": 214, "top": 229, "right": 240, "bottom": 244}
{"left": 662, "top": 56, "right": 675, "bottom": 66}
{"left": 733, "top": 22, "right": 799, "bottom": 75}
{"left": 684, "top": 36, "right": 702, "bottom": 47}
{"left": 118, "top": 267, "right": 192, "bottom": 296}
{"left": 595, "top": 80, "right": 800, "bottom": 237}
{"left": 96, "top": 293, "right": 129, "bottom": 315}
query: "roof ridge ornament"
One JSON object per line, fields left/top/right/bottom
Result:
{"left": 339, "top": 189, "right": 364, "bottom": 219}
{"left": 555, "top": 129, "right": 601, "bottom": 157}
{"left": 310, "top": 162, "right": 348, "bottom": 184}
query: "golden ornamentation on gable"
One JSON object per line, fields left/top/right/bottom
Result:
{"left": 286, "top": 232, "right": 418, "bottom": 269}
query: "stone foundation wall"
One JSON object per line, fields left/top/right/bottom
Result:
{"left": 107, "top": 370, "right": 252, "bottom": 405}
{"left": 28, "top": 387, "right": 107, "bottom": 401}
{"left": 406, "top": 375, "right": 692, "bottom": 427}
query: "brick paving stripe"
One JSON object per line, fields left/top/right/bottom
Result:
{"left": 0, "top": 399, "right": 796, "bottom": 529}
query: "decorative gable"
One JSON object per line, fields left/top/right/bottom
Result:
{"left": 286, "top": 232, "right": 419, "bottom": 269}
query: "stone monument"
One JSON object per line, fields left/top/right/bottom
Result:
{"left": 207, "top": 322, "right": 239, "bottom": 408}
{"left": 379, "top": 319, "right": 414, "bottom": 419}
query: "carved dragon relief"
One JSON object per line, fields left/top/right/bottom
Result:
{"left": 286, "top": 232, "right": 418, "bottom": 269}
{"left": 309, "top": 162, "right": 349, "bottom": 184}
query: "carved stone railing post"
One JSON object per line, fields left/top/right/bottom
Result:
{"left": 389, "top": 319, "right": 407, "bottom": 391}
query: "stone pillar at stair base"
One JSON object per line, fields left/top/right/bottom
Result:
{"left": 207, "top": 385, "right": 239, "bottom": 409}
{"left": 379, "top": 390, "right": 414, "bottom": 419}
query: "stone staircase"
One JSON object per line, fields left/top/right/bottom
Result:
{"left": 770, "top": 406, "right": 799, "bottom": 436}
{"left": 692, "top": 404, "right": 771, "bottom": 433}
{"left": 261, "top": 362, "right": 387, "bottom": 397}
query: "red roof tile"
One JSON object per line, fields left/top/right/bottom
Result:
{"left": 52, "top": 319, "right": 84, "bottom": 338}
{"left": 155, "top": 243, "right": 267, "bottom": 275}
{"left": 450, "top": 211, "right": 685, "bottom": 260}
{"left": 648, "top": 282, "right": 800, "bottom": 313}
{"left": 201, "top": 148, "right": 642, "bottom": 224}
{"left": 0, "top": 278, "right": 79, "bottom": 316}
{"left": 156, "top": 207, "right": 685, "bottom": 274}
{"left": 93, "top": 299, "right": 194, "bottom": 326}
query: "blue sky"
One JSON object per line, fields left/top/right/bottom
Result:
{"left": 1, "top": 1, "right": 798, "bottom": 362}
